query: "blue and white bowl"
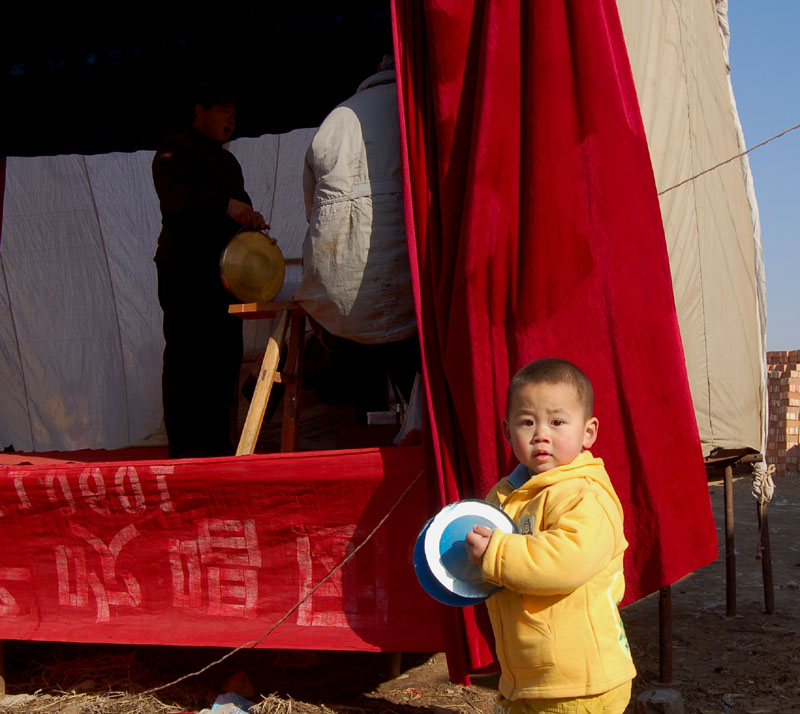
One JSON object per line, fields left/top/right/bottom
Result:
{"left": 413, "top": 499, "right": 517, "bottom": 606}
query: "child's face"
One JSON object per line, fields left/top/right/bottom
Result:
{"left": 503, "top": 381, "right": 598, "bottom": 475}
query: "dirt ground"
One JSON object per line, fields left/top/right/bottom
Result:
{"left": 1, "top": 473, "right": 798, "bottom": 714}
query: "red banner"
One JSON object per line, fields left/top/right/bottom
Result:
{"left": 0, "top": 447, "right": 448, "bottom": 652}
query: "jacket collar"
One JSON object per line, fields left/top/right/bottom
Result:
{"left": 507, "top": 463, "right": 530, "bottom": 490}
{"left": 357, "top": 69, "right": 396, "bottom": 93}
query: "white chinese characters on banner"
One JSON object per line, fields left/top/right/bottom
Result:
{"left": 1, "top": 461, "right": 399, "bottom": 632}
{"left": 56, "top": 523, "right": 142, "bottom": 623}
{"left": 170, "top": 519, "right": 261, "bottom": 618}
{"left": 296, "top": 526, "right": 388, "bottom": 629}
{"left": 0, "top": 567, "right": 33, "bottom": 616}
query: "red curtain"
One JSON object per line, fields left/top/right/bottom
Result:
{"left": 392, "top": 0, "right": 718, "bottom": 680}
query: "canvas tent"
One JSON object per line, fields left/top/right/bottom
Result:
{"left": 618, "top": 0, "right": 766, "bottom": 458}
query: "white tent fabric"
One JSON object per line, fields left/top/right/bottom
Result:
{"left": 0, "top": 129, "right": 314, "bottom": 452}
{"left": 617, "top": 0, "right": 766, "bottom": 456}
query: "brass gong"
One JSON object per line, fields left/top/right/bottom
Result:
{"left": 220, "top": 230, "right": 286, "bottom": 303}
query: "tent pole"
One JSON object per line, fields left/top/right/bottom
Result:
{"left": 658, "top": 586, "right": 672, "bottom": 683}
{"left": 757, "top": 501, "right": 775, "bottom": 613}
{"left": 724, "top": 465, "right": 736, "bottom": 616}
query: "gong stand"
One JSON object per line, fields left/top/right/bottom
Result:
{"left": 229, "top": 301, "right": 307, "bottom": 454}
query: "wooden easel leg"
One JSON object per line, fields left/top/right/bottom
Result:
{"left": 281, "top": 312, "right": 306, "bottom": 453}
{"left": 0, "top": 639, "right": 5, "bottom": 694}
{"left": 236, "top": 310, "right": 289, "bottom": 456}
{"left": 724, "top": 465, "right": 736, "bottom": 616}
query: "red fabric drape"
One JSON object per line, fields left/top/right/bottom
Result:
{"left": 392, "top": 0, "right": 718, "bottom": 680}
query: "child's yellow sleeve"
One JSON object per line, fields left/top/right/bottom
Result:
{"left": 481, "top": 488, "right": 619, "bottom": 595}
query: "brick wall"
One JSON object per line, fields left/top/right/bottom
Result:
{"left": 767, "top": 350, "right": 800, "bottom": 476}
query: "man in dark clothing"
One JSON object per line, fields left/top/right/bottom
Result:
{"left": 153, "top": 83, "right": 266, "bottom": 458}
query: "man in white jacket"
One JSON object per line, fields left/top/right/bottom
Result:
{"left": 297, "top": 54, "right": 419, "bottom": 418}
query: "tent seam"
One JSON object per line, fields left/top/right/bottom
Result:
{"left": 267, "top": 134, "right": 281, "bottom": 226}
{"left": 81, "top": 156, "right": 132, "bottom": 444}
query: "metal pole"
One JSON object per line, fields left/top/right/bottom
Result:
{"left": 658, "top": 586, "right": 673, "bottom": 683}
{"left": 723, "top": 465, "right": 736, "bottom": 616}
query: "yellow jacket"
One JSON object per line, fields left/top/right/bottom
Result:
{"left": 482, "top": 451, "right": 636, "bottom": 700}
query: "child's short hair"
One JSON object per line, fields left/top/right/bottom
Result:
{"left": 506, "top": 358, "right": 594, "bottom": 418}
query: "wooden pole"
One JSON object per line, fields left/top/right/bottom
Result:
{"left": 236, "top": 310, "right": 288, "bottom": 455}
{"left": 389, "top": 652, "right": 402, "bottom": 679}
{"left": 658, "top": 586, "right": 672, "bottom": 684}
{"left": 757, "top": 501, "right": 775, "bottom": 614}
{"left": 723, "top": 465, "right": 736, "bottom": 616}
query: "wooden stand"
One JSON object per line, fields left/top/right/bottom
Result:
{"left": 230, "top": 302, "right": 306, "bottom": 455}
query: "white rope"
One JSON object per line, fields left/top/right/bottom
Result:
{"left": 751, "top": 459, "right": 775, "bottom": 505}
{"left": 752, "top": 459, "right": 775, "bottom": 561}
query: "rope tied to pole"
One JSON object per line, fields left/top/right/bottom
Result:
{"left": 751, "top": 459, "right": 775, "bottom": 505}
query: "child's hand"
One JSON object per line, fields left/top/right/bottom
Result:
{"left": 465, "top": 525, "right": 493, "bottom": 565}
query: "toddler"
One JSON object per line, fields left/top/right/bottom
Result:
{"left": 466, "top": 358, "right": 636, "bottom": 713}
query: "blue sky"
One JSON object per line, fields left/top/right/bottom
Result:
{"left": 728, "top": 2, "right": 800, "bottom": 350}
